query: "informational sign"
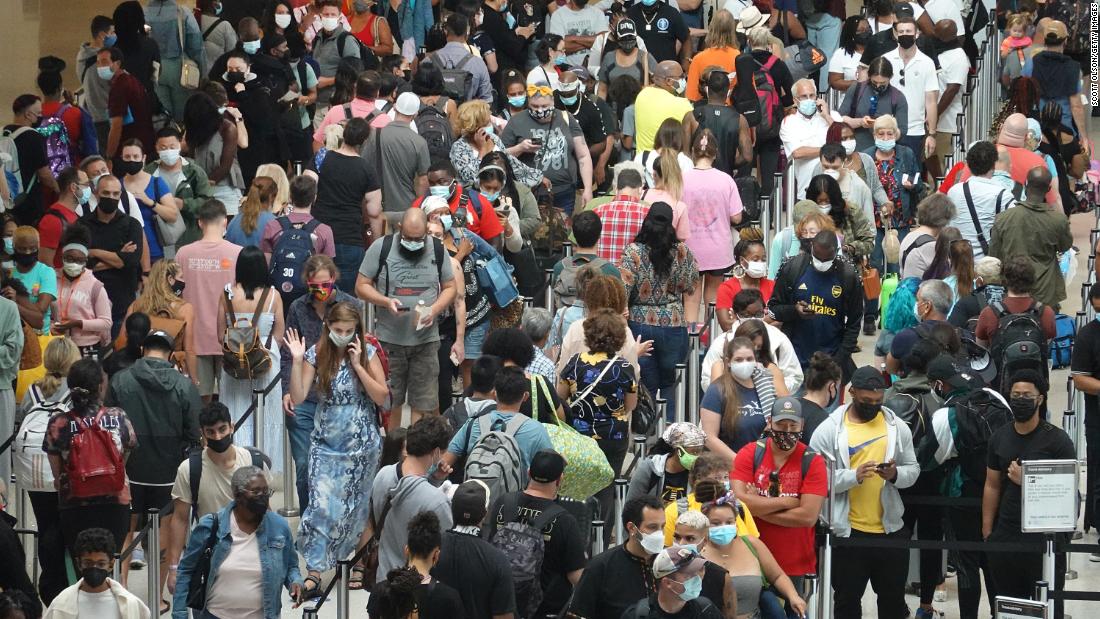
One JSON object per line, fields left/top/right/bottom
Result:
{"left": 1021, "top": 459, "right": 1079, "bottom": 533}
{"left": 995, "top": 596, "right": 1047, "bottom": 619}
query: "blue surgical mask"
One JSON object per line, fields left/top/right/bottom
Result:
{"left": 708, "top": 524, "right": 738, "bottom": 546}
{"left": 641, "top": 0, "right": 658, "bottom": 6}
{"left": 242, "top": 40, "right": 261, "bottom": 54}
{"left": 560, "top": 94, "right": 578, "bottom": 106}
{"left": 482, "top": 124, "right": 495, "bottom": 136}
{"left": 103, "top": 34, "right": 117, "bottom": 48}
{"left": 679, "top": 543, "right": 698, "bottom": 554}
{"left": 554, "top": 54, "right": 569, "bottom": 66}
{"left": 481, "top": 190, "right": 500, "bottom": 203}
{"left": 674, "top": 78, "right": 687, "bottom": 95}
{"left": 97, "top": 65, "right": 114, "bottom": 80}
{"left": 79, "top": 185, "right": 92, "bottom": 205}
{"left": 429, "top": 184, "right": 452, "bottom": 198}
{"left": 400, "top": 238, "right": 425, "bottom": 252}
{"left": 508, "top": 94, "right": 527, "bottom": 108}
{"left": 677, "top": 575, "right": 703, "bottom": 602}
{"left": 875, "top": 138, "right": 896, "bottom": 152}
{"left": 505, "top": 12, "right": 516, "bottom": 28}
{"left": 2, "top": 237, "right": 12, "bottom": 254}
{"left": 214, "top": 1, "right": 223, "bottom": 15}
{"left": 798, "top": 99, "right": 818, "bottom": 117}
{"left": 440, "top": 214, "right": 454, "bottom": 230}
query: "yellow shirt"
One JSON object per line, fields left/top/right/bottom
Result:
{"left": 846, "top": 412, "right": 888, "bottom": 534}
{"left": 663, "top": 491, "right": 760, "bottom": 545}
{"left": 633, "top": 87, "right": 695, "bottom": 152}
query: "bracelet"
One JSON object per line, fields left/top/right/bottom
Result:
{"left": 169, "top": 564, "right": 178, "bottom": 571}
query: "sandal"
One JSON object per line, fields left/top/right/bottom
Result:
{"left": 302, "top": 574, "right": 323, "bottom": 600}
{"left": 348, "top": 565, "right": 366, "bottom": 590}
{"left": 159, "top": 599, "right": 170, "bottom": 615}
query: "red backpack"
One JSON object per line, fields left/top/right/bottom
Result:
{"left": 752, "top": 56, "right": 783, "bottom": 142}
{"left": 65, "top": 409, "right": 126, "bottom": 499}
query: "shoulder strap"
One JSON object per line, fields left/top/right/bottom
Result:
{"left": 900, "top": 234, "right": 934, "bottom": 269}
{"left": 303, "top": 218, "right": 322, "bottom": 234}
{"left": 994, "top": 188, "right": 1007, "bottom": 215}
{"left": 762, "top": 55, "right": 778, "bottom": 71}
{"left": 278, "top": 216, "right": 292, "bottom": 233}
{"left": 373, "top": 234, "right": 395, "bottom": 296}
{"left": 848, "top": 82, "right": 863, "bottom": 117}
{"left": 529, "top": 501, "right": 566, "bottom": 531}
{"left": 371, "top": 463, "right": 404, "bottom": 538}
{"left": 569, "top": 355, "right": 620, "bottom": 406}
{"left": 751, "top": 439, "right": 766, "bottom": 476}
{"left": 203, "top": 17, "right": 225, "bottom": 40}
{"left": 433, "top": 236, "right": 444, "bottom": 285}
{"left": 454, "top": 54, "right": 475, "bottom": 70}
{"left": 189, "top": 450, "right": 202, "bottom": 522}
{"left": 343, "top": 103, "right": 354, "bottom": 121}
{"left": 800, "top": 448, "right": 817, "bottom": 480}
{"left": 991, "top": 300, "right": 1008, "bottom": 318}
{"left": 223, "top": 288, "right": 238, "bottom": 327}
{"left": 961, "top": 183, "right": 989, "bottom": 254}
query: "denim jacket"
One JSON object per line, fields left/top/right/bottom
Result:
{"left": 172, "top": 502, "right": 302, "bottom": 619}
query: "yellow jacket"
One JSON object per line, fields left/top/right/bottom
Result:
{"left": 663, "top": 492, "right": 759, "bottom": 545}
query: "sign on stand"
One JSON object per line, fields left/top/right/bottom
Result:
{"left": 995, "top": 596, "right": 1047, "bottom": 619}
{"left": 1021, "top": 459, "right": 1079, "bottom": 533}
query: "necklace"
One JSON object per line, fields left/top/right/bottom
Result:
{"left": 640, "top": 6, "right": 659, "bottom": 30}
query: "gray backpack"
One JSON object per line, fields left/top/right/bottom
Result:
{"left": 552, "top": 254, "right": 610, "bottom": 307}
{"left": 465, "top": 414, "right": 526, "bottom": 501}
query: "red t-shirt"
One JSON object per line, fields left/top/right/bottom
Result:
{"left": 412, "top": 186, "right": 504, "bottom": 242}
{"left": 107, "top": 71, "right": 154, "bottom": 158}
{"left": 716, "top": 277, "right": 775, "bottom": 310}
{"left": 38, "top": 203, "right": 80, "bottom": 267}
{"left": 974, "top": 295, "right": 1057, "bottom": 343}
{"left": 732, "top": 440, "right": 827, "bottom": 575}
{"left": 40, "top": 101, "right": 83, "bottom": 148}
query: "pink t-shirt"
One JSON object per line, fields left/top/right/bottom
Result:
{"left": 259, "top": 212, "right": 337, "bottom": 258}
{"left": 640, "top": 188, "right": 692, "bottom": 242}
{"left": 311, "top": 98, "right": 392, "bottom": 144}
{"left": 681, "top": 167, "right": 743, "bottom": 271}
{"left": 176, "top": 240, "right": 242, "bottom": 355}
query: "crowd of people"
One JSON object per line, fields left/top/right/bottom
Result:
{"left": 0, "top": 0, "right": 1096, "bottom": 618}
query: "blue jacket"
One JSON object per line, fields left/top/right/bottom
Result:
{"left": 863, "top": 144, "right": 921, "bottom": 227}
{"left": 386, "top": 0, "right": 433, "bottom": 48}
{"left": 172, "top": 502, "right": 302, "bottom": 619}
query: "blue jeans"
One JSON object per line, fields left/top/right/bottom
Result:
{"left": 629, "top": 322, "right": 688, "bottom": 421}
{"left": 286, "top": 400, "right": 317, "bottom": 515}
{"left": 804, "top": 13, "right": 842, "bottom": 92}
{"left": 553, "top": 187, "right": 577, "bottom": 216}
{"left": 334, "top": 243, "right": 366, "bottom": 294}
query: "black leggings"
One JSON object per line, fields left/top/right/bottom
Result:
{"left": 59, "top": 503, "right": 130, "bottom": 559}
{"left": 28, "top": 491, "right": 68, "bottom": 605}
{"left": 946, "top": 504, "right": 995, "bottom": 619}
{"left": 901, "top": 490, "right": 945, "bottom": 605}
{"left": 594, "top": 439, "right": 629, "bottom": 546}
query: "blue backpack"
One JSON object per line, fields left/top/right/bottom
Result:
{"left": 1050, "top": 313, "right": 1075, "bottom": 369}
{"left": 269, "top": 217, "right": 321, "bottom": 302}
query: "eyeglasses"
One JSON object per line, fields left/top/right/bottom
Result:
{"left": 898, "top": 68, "right": 905, "bottom": 88}
{"left": 243, "top": 488, "right": 274, "bottom": 499}
{"left": 79, "top": 560, "right": 111, "bottom": 570}
{"left": 526, "top": 85, "right": 553, "bottom": 98}
{"left": 738, "top": 311, "right": 765, "bottom": 320}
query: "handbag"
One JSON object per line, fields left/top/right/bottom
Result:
{"left": 538, "top": 375, "right": 614, "bottom": 501}
{"left": 882, "top": 220, "right": 900, "bottom": 264}
{"left": 177, "top": 8, "right": 201, "bottom": 90}
{"left": 186, "top": 513, "right": 220, "bottom": 609}
{"left": 19, "top": 321, "right": 42, "bottom": 370}
{"left": 631, "top": 383, "right": 659, "bottom": 436}
{"left": 151, "top": 171, "right": 186, "bottom": 247}
{"left": 363, "top": 466, "right": 401, "bottom": 592}
{"left": 861, "top": 258, "right": 881, "bottom": 302}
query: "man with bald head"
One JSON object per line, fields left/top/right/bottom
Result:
{"left": 989, "top": 166, "right": 1073, "bottom": 308}
{"left": 633, "top": 60, "right": 698, "bottom": 153}
{"left": 933, "top": 19, "right": 969, "bottom": 178}
{"left": 356, "top": 207, "right": 457, "bottom": 426}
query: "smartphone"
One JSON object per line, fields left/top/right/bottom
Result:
{"left": 530, "top": 136, "right": 543, "bottom": 146}
{"left": 397, "top": 306, "right": 412, "bottom": 313}
{"left": 875, "top": 462, "right": 890, "bottom": 471}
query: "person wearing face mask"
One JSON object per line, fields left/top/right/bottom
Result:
{"left": 715, "top": 232, "right": 770, "bottom": 331}
{"left": 868, "top": 114, "right": 922, "bottom": 264}
{"left": 795, "top": 352, "right": 840, "bottom": 441}
{"left": 597, "top": 19, "right": 656, "bottom": 98}
{"left": 116, "top": 138, "right": 177, "bottom": 264}
{"left": 619, "top": 545, "right": 722, "bottom": 619}
{"left": 44, "top": 527, "right": 149, "bottom": 619}
{"left": 146, "top": 126, "right": 209, "bottom": 257}
{"left": 346, "top": 0, "right": 395, "bottom": 55}
{"left": 171, "top": 466, "right": 303, "bottom": 619}
{"left": 197, "top": 0, "right": 239, "bottom": 69}
{"left": 98, "top": 47, "right": 156, "bottom": 171}
{"left": 781, "top": 79, "right": 833, "bottom": 202}
{"left": 51, "top": 228, "right": 113, "bottom": 359}
{"left": 3, "top": 94, "right": 61, "bottom": 225}
{"left": 76, "top": 15, "right": 118, "bottom": 153}
{"left": 628, "top": 422, "right": 708, "bottom": 506}
{"left": 449, "top": 99, "right": 544, "bottom": 192}
{"left": 700, "top": 332, "right": 787, "bottom": 460}
{"left": 39, "top": 168, "right": 93, "bottom": 268}
{"left": 105, "top": 327, "right": 201, "bottom": 611}
{"left": 838, "top": 58, "right": 908, "bottom": 154}
{"left": 828, "top": 16, "right": 872, "bottom": 93}
{"left": 142, "top": 0, "right": 205, "bottom": 122}
{"left": 125, "top": 258, "right": 195, "bottom": 378}
{"left": 771, "top": 230, "right": 863, "bottom": 379}
{"left": 632, "top": 61, "right": 697, "bottom": 154}
{"left": 6, "top": 224, "right": 56, "bottom": 339}
{"left": 556, "top": 71, "right": 609, "bottom": 166}
{"left": 218, "top": 49, "right": 289, "bottom": 187}
{"left": 877, "top": 17, "right": 939, "bottom": 168}
{"left": 797, "top": 173, "right": 875, "bottom": 265}
{"left": 807, "top": 366, "right": 919, "bottom": 619}
{"left": 982, "top": 369, "right": 1073, "bottom": 617}
{"left": 79, "top": 174, "right": 145, "bottom": 341}
{"left": 625, "top": 0, "right": 689, "bottom": 65}
{"left": 546, "top": 0, "right": 607, "bottom": 69}
{"left": 811, "top": 143, "right": 875, "bottom": 229}
{"left": 284, "top": 300, "right": 387, "bottom": 597}
{"left": 1072, "top": 283, "right": 1100, "bottom": 542}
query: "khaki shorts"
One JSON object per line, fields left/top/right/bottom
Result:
{"left": 935, "top": 131, "right": 956, "bottom": 172}
{"left": 383, "top": 340, "right": 441, "bottom": 412}
{"left": 194, "top": 355, "right": 222, "bottom": 397}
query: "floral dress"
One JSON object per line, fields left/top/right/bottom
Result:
{"left": 450, "top": 133, "right": 544, "bottom": 188}
{"left": 874, "top": 156, "right": 905, "bottom": 229}
{"left": 296, "top": 343, "right": 382, "bottom": 571}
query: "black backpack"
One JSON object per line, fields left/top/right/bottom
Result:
{"left": 490, "top": 493, "right": 566, "bottom": 619}
{"left": 336, "top": 31, "right": 379, "bottom": 70}
{"left": 430, "top": 51, "right": 475, "bottom": 103}
{"left": 949, "top": 387, "right": 1012, "bottom": 485}
{"left": 268, "top": 217, "right": 321, "bottom": 304}
{"left": 187, "top": 446, "right": 270, "bottom": 521}
{"left": 751, "top": 439, "right": 817, "bottom": 485}
{"left": 988, "top": 300, "right": 1047, "bottom": 394}
{"left": 884, "top": 388, "right": 941, "bottom": 449}
{"left": 417, "top": 98, "right": 455, "bottom": 164}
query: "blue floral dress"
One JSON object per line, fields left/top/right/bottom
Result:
{"left": 296, "top": 343, "right": 382, "bottom": 571}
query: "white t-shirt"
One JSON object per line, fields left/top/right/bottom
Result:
{"left": 883, "top": 48, "right": 939, "bottom": 136}
{"left": 936, "top": 47, "right": 969, "bottom": 133}
{"left": 828, "top": 48, "right": 861, "bottom": 81}
{"left": 546, "top": 6, "right": 610, "bottom": 66}
{"left": 526, "top": 65, "right": 561, "bottom": 91}
{"left": 779, "top": 112, "right": 830, "bottom": 200}
{"left": 77, "top": 589, "right": 122, "bottom": 619}
{"left": 205, "top": 512, "right": 264, "bottom": 619}
{"left": 171, "top": 445, "right": 268, "bottom": 519}
{"left": 924, "top": 0, "right": 965, "bottom": 36}
{"left": 720, "top": 0, "right": 753, "bottom": 19}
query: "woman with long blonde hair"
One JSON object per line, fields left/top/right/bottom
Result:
{"left": 127, "top": 259, "right": 195, "bottom": 376}
{"left": 255, "top": 163, "right": 290, "bottom": 214}
{"left": 225, "top": 176, "right": 278, "bottom": 248}
{"left": 285, "top": 301, "right": 387, "bottom": 598}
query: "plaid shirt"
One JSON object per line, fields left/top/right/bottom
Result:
{"left": 526, "top": 346, "right": 557, "bottom": 384}
{"left": 593, "top": 197, "right": 650, "bottom": 266}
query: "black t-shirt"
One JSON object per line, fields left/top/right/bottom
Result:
{"left": 986, "top": 421, "right": 1075, "bottom": 534}
{"left": 621, "top": 595, "right": 724, "bottom": 619}
{"left": 485, "top": 492, "right": 588, "bottom": 616}
{"left": 699, "top": 561, "right": 729, "bottom": 615}
{"left": 80, "top": 211, "right": 146, "bottom": 315}
{"left": 569, "top": 544, "right": 655, "bottom": 619}
{"left": 366, "top": 576, "right": 467, "bottom": 619}
{"left": 626, "top": 3, "right": 688, "bottom": 63}
{"left": 434, "top": 530, "right": 517, "bottom": 619}
{"left": 798, "top": 397, "right": 830, "bottom": 445}
{"left": 555, "top": 95, "right": 608, "bottom": 148}
{"left": 692, "top": 103, "right": 742, "bottom": 176}
{"left": 523, "top": 374, "right": 566, "bottom": 424}
{"left": 662, "top": 468, "right": 690, "bottom": 504}
{"left": 313, "top": 150, "right": 381, "bottom": 246}
{"left": 1071, "top": 321, "right": 1100, "bottom": 425}
{"left": 3, "top": 124, "right": 49, "bottom": 224}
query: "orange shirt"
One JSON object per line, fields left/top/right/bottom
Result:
{"left": 685, "top": 46, "right": 740, "bottom": 102}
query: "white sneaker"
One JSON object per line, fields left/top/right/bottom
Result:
{"left": 130, "top": 547, "right": 146, "bottom": 569}
{"left": 934, "top": 589, "right": 948, "bottom": 603}
{"left": 1089, "top": 552, "right": 1100, "bottom": 562}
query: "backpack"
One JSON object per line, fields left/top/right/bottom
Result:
{"left": 950, "top": 387, "right": 1012, "bottom": 485}
{"left": 13, "top": 386, "right": 69, "bottom": 492}
{"left": 988, "top": 300, "right": 1047, "bottom": 394}
{"left": 221, "top": 287, "right": 275, "bottom": 380}
{"left": 443, "top": 399, "right": 497, "bottom": 433}
{"left": 1, "top": 126, "right": 34, "bottom": 206}
{"left": 489, "top": 492, "right": 566, "bottom": 619}
{"left": 900, "top": 233, "right": 935, "bottom": 275}
{"left": 65, "top": 408, "right": 127, "bottom": 499}
{"left": 1049, "top": 313, "right": 1075, "bottom": 369}
{"left": 750, "top": 56, "right": 782, "bottom": 142}
{"left": 268, "top": 217, "right": 321, "bottom": 302}
{"left": 430, "top": 51, "right": 475, "bottom": 103}
{"left": 883, "top": 388, "right": 940, "bottom": 448}
{"left": 336, "top": 31, "right": 380, "bottom": 70}
{"left": 553, "top": 254, "right": 610, "bottom": 307}
{"left": 751, "top": 439, "right": 817, "bottom": 488}
{"left": 371, "top": 233, "right": 445, "bottom": 297}
{"left": 187, "top": 445, "right": 269, "bottom": 521}
{"left": 416, "top": 99, "right": 455, "bottom": 164}
{"left": 464, "top": 414, "right": 527, "bottom": 502}
{"left": 37, "top": 106, "right": 75, "bottom": 177}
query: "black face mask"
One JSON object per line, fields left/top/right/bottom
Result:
{"left": 1009, "top": 396, "right": 1038, "bottom": 422}
{"left": 116, "top": 160, "right": 143, "bottom": 176}
{"left": 13, "top": 252, "right": 37, "bottom": 268}
{"left": 896, "top": 34, "right": 916, "bottom": 49}
{"left": 82, "top": 567, "right": 109, "bottom": 588}
{"left": 171, "top": 280, "right": 186, "bottom": 297}
{"left": 871, "top": 82, "right": 889, "bottom": 95}
{"left": 226, "top": 71, "right": 247, "bottom": 84}
{"left": 207, "top": 434, "right": 233, "bottom": 453}
{"left": 853, "top": 31, "right": 870, "bottom": 47}
{"left": 619, "top": 39, "right": 637, "bottom": 51}
{"left": 97, "top": 197, "right": 120, "bottom": 215}
{"left": 245, "top": 494, "right": 270, "bottom": 517}
{"left": 799, "top": 238, "right": 813, "bottom": 253}
{"left": 851, "top": 400, "right": 880, "bottom": 422}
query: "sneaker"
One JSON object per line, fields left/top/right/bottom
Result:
{"left": 1089, "top": 552, "right": 1100, "bottom": 562}
{"left": 863, "top": 317, "right": 877, "bottom": 336}
{"left": 130, "top": 547, "right": 146, "bottom": 570}
{"left": 934, "top": 588, "right": 948, "bottom": 602}
{"left": 915, "top": 608, "right": 943, "bottom": 619}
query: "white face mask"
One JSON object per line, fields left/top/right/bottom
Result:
{"left": 637, "top": 528, "right": 666, "bottom": 555}
{"left": 812, "top": 257, "right": 834, "bottom": 272}
{"left": 745, "top": 260, "right": 767, "bottom": 279}
{"left": 274, "top": 13, "right": 293, "bottom": 28}
{"left": 62, "top": 262, "right": 85, "bottom": 277}
{"left": 328, "top": 330, "right": 356, "bottom": 347}
{"left": 817, "top": 203, "right": 832, "bottom": 215}
{"left": 842, "top": 139, "right": 856, "bottom": 155}
{"left": 729, "top": 360, "right": 756, "bottom": 380}
{"left": 823, "top": 168, "right": 840, "bottom": 181}
{"left": 321, "top": 16, "right": 340, "bottom": 32}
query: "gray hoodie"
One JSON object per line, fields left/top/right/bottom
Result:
{"left": 808, "top": 404, "right": 920, "bottom": 537}
{"left": 371, "top": 462, "right": 454, "bottom": 583}
{"left": 626, "top": 454, "right": 676, "bottom": 503}
{"left": 76, "top": 43, "right": 111, "bottom": 121}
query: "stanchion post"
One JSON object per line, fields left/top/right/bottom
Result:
{"left": 336, "top": 561, "right": 350, "bottom": 619}
{"left": 563, "top": 241, "right": 573, "bottom": 258}
{"left": 147, "top": 509, "right": 161, "bottom": 612}
{"left": 760, "top": 195, "right": 772, "bottom": 246}
{"left": 591, "top": 519, "right": 605, "bottom": 557}
{"left": 673, "top": 364, "right": 687, "bottom": 425}
{"left": 817, "top": 454, "right": 836, "bottom": 619}
{"left": 687, "top": 329, "right": 701, "bottom": 426}
{"left": 656, "top": 397, "right": 668, "bottom": 437}
{"left": 254, "top": 388, "right": 266, "bottom": 456}
{"left": 366, "top": 302, "right": 376, "bottom": 332}
{"left": 708, "top": 301, "right": 720, "bottom": 338}
{"left": 633, "top": 435, "right": 648, "bottom": 460}
{"left": 278, "top": 428, "right": 299, "bottom": 517}
{"left": 784, "top": 169, "right": 796, "bottom": 228}
{"left": 613, "top": 479, "right": 628, "bottom": 546}
{"left": 1043, "top": 535, "right": 1055, "bottom": 616}
{"left": 544, "top": 268, "right": 555, "bottom": 313}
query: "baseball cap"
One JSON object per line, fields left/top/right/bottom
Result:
{"left": 394, "top": 91, "right": 421, "bottom": 116}
{"left": 850, "top": 366, "right": 886, "bottom": 390}
{"left": 662, "top": 422, "right": 706, "bottom": 449}
{"left": 1043, "top": 19, "right": 1068, "bottom": 44}
{"left": 893, "top": 2, "right": 914, "bottom": 18}
{"left": 529, "top": 450, "right": 566, "bottom": 483}
{"left": 927, "top": 354, "right": 981, "bottom": 390}
{"left": 770, "top": 397, "right": 804, "bottom": 424}
{"left": 616, "top": 18, "right": 638, "bottom": 41}
{"left": 452, "top": 480, "right": 490, "bottom": 526}
{"left": 145, "top": 330, "right": 175, "bottom": 350}
{"left": 652, "top": 545, "right": 708, "bottom": 579}
{"left": 568, "top": 65, "right": 594, "bottom": 82}
{"left": 646, "top": 202, "right": 674, "bottom": 225}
